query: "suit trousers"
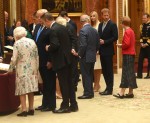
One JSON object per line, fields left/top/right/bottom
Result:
{"left": 100, "top": 55, "right": 114, "bottom": 92}
{"left": 57, "top": 64, "right": 77, "bottom": 109}
{"left": 137, "top": 47, "right": 150, "bottom": 77}
{"left": 79, "top": 59, "right": 94, "bottom": 96}
{"left": 72, "top": 56, "right": 79, "bottom": 87}
{"left": 39, "top": 66, "right": 56, "bottom": 109}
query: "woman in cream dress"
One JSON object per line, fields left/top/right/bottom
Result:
{"left": 90, "top": 11, "right": 101, "bottom": 92}
{"left": 8, "top": 27, "right": 39, "bottom": 116}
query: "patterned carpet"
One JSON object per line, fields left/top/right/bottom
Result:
{"left": 91, "top": 71, "right": 150, "bottom": 110}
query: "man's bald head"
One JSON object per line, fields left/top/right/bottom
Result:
{"left": 80, "top": 14, "right": 90, "bottom": 23}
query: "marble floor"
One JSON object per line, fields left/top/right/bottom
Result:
{"left": 0, "top": 69, "right": 150, "bottom": 123}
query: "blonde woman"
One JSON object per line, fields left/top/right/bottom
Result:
{"left": 90, "top": 11, "right": 101, "bottom": 92}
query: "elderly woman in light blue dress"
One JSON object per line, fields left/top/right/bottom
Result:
{"left": 8, "top": 26, "right": 39, "bottom": 117}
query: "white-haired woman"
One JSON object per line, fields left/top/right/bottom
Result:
{"left": 8, "top": 26, "right": 39, "bottom": 117}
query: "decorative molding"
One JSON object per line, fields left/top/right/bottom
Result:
{"left": 39, "top": 0, "right": 85, "bottom": 16}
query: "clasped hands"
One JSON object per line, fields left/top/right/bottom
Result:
{"left": 100, "top": 39, "right": 104, "bottom": 45}
{"left": 141, "top": 43, "right": 148, "bottom": 48}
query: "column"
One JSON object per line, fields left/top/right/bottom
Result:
{"left": 0, "top": 0, "right": 4, "bottom": 48}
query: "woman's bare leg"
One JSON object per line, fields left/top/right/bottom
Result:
{"left": 20, "top": 94, "right": 27, "bottom": 111}
{"left": 28, "top": 92, "right": 34, "bottom": 110}
{"left": 93, "top": 69, "right": 101, "bottom": 92}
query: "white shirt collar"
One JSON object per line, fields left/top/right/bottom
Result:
{"left": 67, "top": 18, "right": 71, "bottom": 22}
{"left": 50, "top": 21, "right": 55, "bottom": 28}
{"left": 83, "top": 23, "right": 90, "bottom": 27}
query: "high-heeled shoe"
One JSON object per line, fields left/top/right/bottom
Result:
{"left": 27, "top": 110, "right": 34, "bottom": 115}
{"left": 56, "top": 93, "right": 62, "bottom": 99}
{"left": 17, "top": 111, "right": 27, "bottom": 117}
{"left": 93, "top": 85, "right": 100, "bottom": 92}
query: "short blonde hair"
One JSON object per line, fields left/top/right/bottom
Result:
{"left": 13, "top": 26, "right": 27, "bottom": 40}
{"left": 56, "top": 16, "right": 67, "bottom": 27}
{"left": 122, "top": 16, "right": 131, "bottom": 26}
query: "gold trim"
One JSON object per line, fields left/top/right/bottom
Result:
{"left": 38, "top": 0, "right": 42, "bottom": 9}
{"left": 38, "top": 0, "right": 85, "bottom": 17}
{"left": 51, "top": 13, "right": 83, "bottom": 17}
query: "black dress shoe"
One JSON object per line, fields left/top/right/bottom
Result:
{"left": 17, "top": 111, "right": 27, "bottom": 117}
{"left": 144, "top": 76, "right": 150, "bottom": 79}
{"left": 113, "top": 93, "right": 124, "bottom": 99}
{"left": 99, "top": 90, "right": 112, "bottom": 95}
{"left": 75, "top": 87, "right": 77, "bottom": 92}
{"left": 78, "top": 95, "right": 94, "bottom": 99}
{"left": 124, "top": 94, "right": 134, "bottom": 98}
{"left": 27, "top": 110, "right": 34, "bottom": 115}
{"left": 35, "top": 106, "right": 44, "bottom": 110}
{"left": 41, "top": 107, "right": 55, "bottom": 112}
{"left": 69, "top": 105, "right": 78, "bottom": 112}
{"left": 136, "top": 76, "right": 142, "bottom": 79}
{"left": 34, "top": 91, "right": 42, "bottom": 95}
{"left": 52, "top": 108, "right": 71, "bottom": 113}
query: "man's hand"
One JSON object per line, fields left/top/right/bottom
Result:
{"left": 100, "top": 39, "right": 104, "bottom": 45}
{"left": 71, "top": 49, "right": 78, "bottom": 56}
{"left": 45, "top": 45, "right": 50, "bottom": 51}
{"left": 46, "top": 62, "right": 52, "bottom": 69}
{"left": 0, "top": 57, "right": 3, "bottom": 63}
{"left": 7, "top": 36, "right": 14, "bottom": 41}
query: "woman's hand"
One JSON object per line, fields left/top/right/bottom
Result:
{"left": 116, "top": 44, "right": 122, "bottom": 48}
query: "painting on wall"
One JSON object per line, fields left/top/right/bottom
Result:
{"left": 38, "top": 0, "right": 85, "bottom": 16}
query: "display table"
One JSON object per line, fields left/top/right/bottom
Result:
{"left": 0, "top": 64, "right": 20, "bottom": 113}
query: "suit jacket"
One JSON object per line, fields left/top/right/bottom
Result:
{"left": 4, "top": 24, "right": 10, "bottom": 46}
{"left": 48, "top": 22, "right": 72, "bottom": 71}
{"left": 66, "top": 22, "right": 78, "bottom": 51}
{"left": 78, "top": 24, "right": 99, "bottom": 63}
{"left": 33, "top": 24, "right": 51, "bottom": 67}
{"left": 98, "top": 20, "right": 118, "bottom": 56}
{"left": 69, "top": 19, "right": 77, "bottom": 34}
{"left": 122, "top": 28, "right": 136, "bottom": 55}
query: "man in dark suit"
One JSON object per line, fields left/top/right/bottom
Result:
{"left": 4, "top": 11, "right": 10, "bottom": 46}
{"left": 98, "top": 8, "right": 118, "bottom": 95}
{"left": 76, "top": 14, "right": 99, "bottom": 99}
{"left": 34, "top": 9, "right": 56, "bottom": 112}
{"left": 59, "top": 11, "right": 80, "bottom": 91}
{"left": 0, "top": 34, "right": 3, "bottom": 62}
{"left": 59, "top": 11, "right": 77, "bottom": 33}
{"left": 29, "top": 11, "right": 38, "bottom": 37}
{"left": 42, "top": 12, "right": 78, "bottom": 113}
